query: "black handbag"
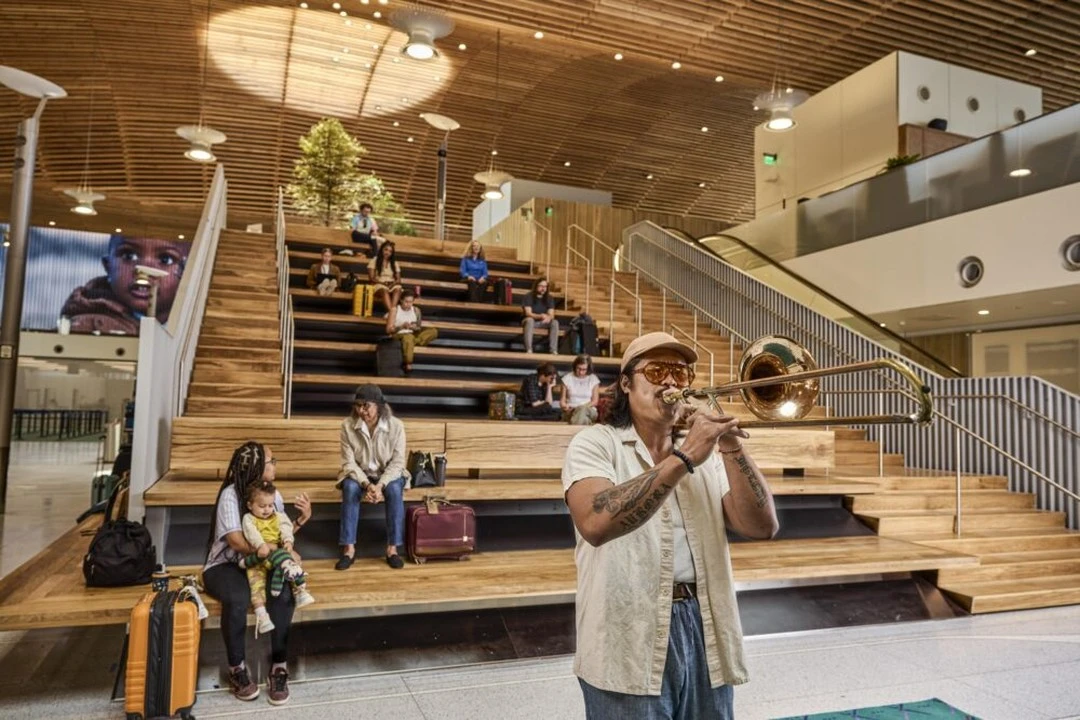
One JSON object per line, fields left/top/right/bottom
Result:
{"left": 340, "top": 272, "right": 358, "bottom": 293}
{"left": 407, "top": 451, "right": 437, "bottom": 488}
{"left": 82, "top": 477, "right": 156, "bottom": 587}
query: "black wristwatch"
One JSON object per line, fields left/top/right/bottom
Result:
{"left": 672, "top": 449, "right": 695, "bottom": 474}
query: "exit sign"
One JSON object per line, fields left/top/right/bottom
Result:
{"left": 763, "top": 153, "right": 778, "bottom": 166}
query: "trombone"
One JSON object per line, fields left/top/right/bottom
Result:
{"left": 663, "top": 336, "right": 933, "bottom": 428}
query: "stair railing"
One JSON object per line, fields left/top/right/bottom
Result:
{"left": 131, "top": 164, "right": 226, "bottom": 535}
{"left": 624, "top": 220, "right": 1080, "bottom": 529}
{"left": 669, "top": 323, "right": 715, "bottom": 386}
{"left": 529, "top": 219, "right": 553, "bottom": 279}
{"left": 275, "top": 187, "right": 296, "bottom": 419}
{"left": 564, "top": 245, "right": 591, "bottom": 315}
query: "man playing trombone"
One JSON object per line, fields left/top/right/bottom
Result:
{"left": 562, "top": 331, "right": 779, "bottom": 719}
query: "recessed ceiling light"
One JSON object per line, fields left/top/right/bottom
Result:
{"left": 646, "top": 173, "right": 654, "bottom": 180}
{"left": 1024, "top": 48, "right": 1037, "bottom": 57}
{"left": 361, "top": 0, "right": 368, "bottom": 3}
{"left": 879, "top": 322, "right": 887, "bottom": 327}
{"left": 340, "top": 10, "right": 347, "bottom": 17}
{"left": 491, "top": 149, "right": 498, "bottom": 156}
{"left": 392, "top": 121, "right": 400, "bottom": 127}
{"left": 1009, "top": 168, "right": 1032, "bottom": 178}
{"left": 671, "top": 61, "right": 682, "bottom": 69}
{"left": 332, "top": 1, "right": 340, "bottom": 8}
{"left": 563, "top": 161, "right": 571, "bottom": 167}
{"left": 458, "top": 43, "right": 467, "bottom": 50}
{"left": 697, "top": 181, "right": 706, "bottom": 188}
{"left": 343, "top": 47, "right": 350, "bottom": 53}
{"left": 373, "top": 11, "right": 382, "bottom": 19}
{"left": 364, "top": 23, "right": 372, "bottom": 29}
{"left": 977, "top": 309, "right": 990, "bottom": 316}
{"left": 378, "top": 0, "right": 388, "bottom": 4}
{"left": 364, "top": 62, "right": 372, "bottom": 69}
{"left": 178, "top": 234, "right": 185, "bottom": 240}
{"left": 434, "top": 75, "right": 441, "bottom": 81}
{"left": 393, "top": 57, "right": 400, "bottom": 63}
{"left": 407, "top": 136, "right": 414, "bottom": 143}
{"left": 401, "top": 96, "right": 409, "bottom": 103}
{"left": 372, "top": 43, "right": 380, "bottom": 50}
{"left": 115, "top": 228, "right": 122, "bottom": 233}
{"left": 534, "top": 31, "right": 544, "bottom": 39}
{"left": 375, "top": 104, "right": 382, "bottom": 110}
{"left": 299, "top": 2, "right": 308, "bottom": 8}
{"left": 614, "top": 52, "right": 623, "bottom": 61}
{"left": 700, "top": 126, "right": 708, "bottom": 132}
{"left": 48, "top": 220, "right": 56, "bottom": 226}
{"left": 345, "top": 19, "right": 352, "bottom": 26}
{"left": 714, "top": 75, "right": 724, "bottom": 82}
{"left": 332, "top": 56, "right": 340, "bottom": 62}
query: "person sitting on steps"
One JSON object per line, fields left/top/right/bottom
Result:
{"left": 305, "top": 248, "right": 342, "bottom": 296}
{"left": 349, "top": 202, "right": 380, "bottom": 257}
{"left": 517, "top": 362, "right": 564, "bottom": 421}
{"left": 521, "top": 277, "right": 559, "bottom": 354}
{"left": 386, "top": 289, "right": 438, "bottom": 375}
{"left": 367, "top": 240, "right": 402, "bottom": 314}
{"left": 460, "top": 240, "right": 490, "bottom": 303}
{"left": 560, "top": 354, "right": 602, "bottom": 425}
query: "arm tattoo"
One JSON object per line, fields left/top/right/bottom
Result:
{"left": 733, "top": 453, "right": 768, "bottom": 508}
{"left": 591, "top": 470, "right": 672, "bottom": 533}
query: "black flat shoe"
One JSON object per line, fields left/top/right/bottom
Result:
{"left": 335, "top": 554, "right": 354, "bottom": 571}
{"left": 386, "top": 554, "right": 405, "bottom": 569}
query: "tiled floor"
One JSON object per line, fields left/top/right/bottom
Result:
{"left": 2, "top": 445, "right": 1080, "bottom": 719}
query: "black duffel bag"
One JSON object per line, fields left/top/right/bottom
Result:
{"left": 82, "top": 477, "right": 156, "bottom": 587}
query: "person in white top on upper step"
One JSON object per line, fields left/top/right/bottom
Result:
{"left": 385, "top": 289, "right": 437, "bottom": 374}
{"left": 561, "top": 354, "right": 601, "bottom": 425}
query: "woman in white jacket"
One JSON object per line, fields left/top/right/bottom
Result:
{"left": 335, "top": 384, "right": 410, "bottom": 570}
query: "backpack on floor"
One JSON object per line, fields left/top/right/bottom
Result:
{"left": 83, "top": 477, "right": 156, "bottom": 587}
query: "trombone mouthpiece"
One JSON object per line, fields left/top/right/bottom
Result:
{"left": 662, "top": 389, "right": 690, "bottom": 405}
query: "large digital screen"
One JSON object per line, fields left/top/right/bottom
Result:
{"left": 0, "top": 225, "right": 191, "bottom": 336}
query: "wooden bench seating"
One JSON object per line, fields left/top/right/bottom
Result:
{"left": 288, "top": 268, "right": 563, "bottom": 304}
{"left": 284, "top": 227, "right": 522, "bottom": 263}
{"left": 0, "top": 519, "right": 975, "bottom": 631}
{"left": 290, "top": 287, "right": 578, "bottom": 322}
{"left": 293, "top": 340, "right": 624, "bottom": 369}
{"left": 288, "top": 254, "right": 542, "bottom": 286}
{"left": 293, "top": 311, "right": 572, "bottom": 342}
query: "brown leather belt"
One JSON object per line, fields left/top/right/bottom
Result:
{"left": 672, "top": 582, "right": 697, "bottom": 601}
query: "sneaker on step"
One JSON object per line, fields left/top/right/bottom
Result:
{"left": 228, "top": 666, "right": 259, "bottom": 701}
{"left": 254, "top": 611, "right": 275, "bottom": 637}
{"left": 267, "top": 667, "right": 291, "bottom": 706}
{"left": 294, "top": 588, "right": 315, "bottom": 608}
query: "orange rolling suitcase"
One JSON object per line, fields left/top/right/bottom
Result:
{"left": 125, "top": 589, "right": 201, "bottom": 720}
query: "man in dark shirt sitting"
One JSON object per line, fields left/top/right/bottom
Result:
{"left": 518, "top": 362, "right": 563, "bottom": 421}
{"left": 521, "top": 278, "right": 559, "bottom": 354}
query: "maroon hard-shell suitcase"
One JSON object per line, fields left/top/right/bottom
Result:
{"left": 406, "top": 497, "right": 476, "bottom": 563}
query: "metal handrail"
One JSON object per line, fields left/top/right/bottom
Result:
{"left": 530, "top": 220, "right": 552, "bottom": 279}
{"left": 564, "top": 245, "right": 591, "bottom": 316}
{"left": 609, "top": 277, "right": 642, "bottom": 357}
{"left": 669, "top": 323, "right": 715, "bottom": 386}
{"left": 627, "top": 221, "right": 1079, "bottom": 528}
{"left": 285, "top": 296, "right": 296, "bottom": 419}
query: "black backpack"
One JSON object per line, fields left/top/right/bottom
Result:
{"left": 340, "top": 272, "right": 358, "bottom": 293}
{"left": 407, "top": 451, "right": 437, "bottom": 488}
{"left": 83, "top": 477, "right": 156, "bottom": 587}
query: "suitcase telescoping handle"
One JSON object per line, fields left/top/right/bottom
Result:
{"left": 423, "top": 495, "right": 450, "bottom": 514}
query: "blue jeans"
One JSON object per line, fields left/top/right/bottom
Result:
{"left": 578, "top": 597, "right": 734, "bottom": 720}
{"left": 339, "top": 476, "right": 406, "bottom": 547}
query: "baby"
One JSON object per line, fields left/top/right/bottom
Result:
{"left": 240, "top": 481, "right": 314, "bottom": 636}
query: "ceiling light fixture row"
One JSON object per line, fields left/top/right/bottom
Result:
{"left": 64, "top": 85, "right": 105, "bottom": 215}
{"left": 753, "top": 4, "right": 808, "bottom": 131}
{"left": 474, "top": 29, "right": 513, "bottom": 200}
{"left": 177, "top": 0, "right": 226, "bottom": 162}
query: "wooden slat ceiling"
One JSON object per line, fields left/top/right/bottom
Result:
{"left": 1, "top": 0, "right": 1077, "bottom": 238}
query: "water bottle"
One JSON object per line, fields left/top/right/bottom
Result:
{"left": 152, "top": 564, "right": 170, "bottom": 592}
{"left": 434, "top": 454, "right": 447, "bottom": 487}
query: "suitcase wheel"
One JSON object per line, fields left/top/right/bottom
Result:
{"left": 126, "top": 714, "right": 143, "bottom": 720}
{"left": 180, "top": 711, "right": 196, "bottom": 720}
{"left": 414, "top": 557, "right": 426, "bottom": 565}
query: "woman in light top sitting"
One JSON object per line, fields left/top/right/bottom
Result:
{"left": 305, "top": 248, "right": 342, "bottom": 296}
{"left": 459, "top": 240, "right": 490, "bottom": 304}
{"left": 560, "top": 354, "right": 601, "bottom": 425}
{"left": 386, "top": 289, "right": 438, "bottom": 374}
{"left": 367, "top": 240, "right": 402, "bottom": 313}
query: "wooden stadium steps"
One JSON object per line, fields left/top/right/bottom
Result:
{"left": 873, "top": 475, "right": 1009, "bottom": 491}
{"left": 938, "top": 574, "right": 1080, "bottom": 614}
{"left": 846, "top": 490, "right": 1036, "bottom": 512}
{"left": 192, "top": 355, "right": 282, "bottom": 376}
{"left": 856, "top": 509, "right": 1067, "bottom": 537}
{"left": 185, "top": 397, "right": 284, "bottom": 416}
{"left": 288, "top": 270, "right": 562, "bottom": 305}
{"left": 289, "top": 288, "right": 581, "bottom": 324}
{"left": 0, "top": 525, "right": 975, "bottom": 631}
{"left": 835, "top": 452, "right": 905, "bottom": 467}
{"left": 934, "top": 549, "right": 1080, "bottom": 584}
{"left": 287, "top": 254, "right": 543, "bottom": 288}
{"left": 284, "top": 226, "right": 522, "bottom": 263}
{"left": 293, "top": 339, "right": 624, "bottom": 372}
{"left": 287, "top": 244, "right": 533, "bottom": 274}
{"left": 196, "top": 344, "right": 282, "bottom": 362}
{"left": 915, "top": 530, "right": 1080, "bottom": 555}
{"left": 144, "top": 474, "right": 880, "bottom": 508}
{"left": 293, "top": 311, "right": 574, "bottom": 346}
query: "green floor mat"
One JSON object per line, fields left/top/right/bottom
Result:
{"left": 775, "top": 697, "right": 980, "bottom": 719}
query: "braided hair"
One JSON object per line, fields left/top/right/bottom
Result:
{"left": 205, "top": 441, "right": 268, "bottom": 557}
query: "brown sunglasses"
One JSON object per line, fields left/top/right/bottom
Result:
{"left": 633, "top": 361, "right": 695, "bottom": 387}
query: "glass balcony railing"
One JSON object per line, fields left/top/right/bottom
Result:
{"left": 726, "top": 102, "right": 1080, "bottom": 261}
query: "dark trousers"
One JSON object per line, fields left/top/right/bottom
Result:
{"left": 203, "top": 562, "right": 295, "bottom": 666}
{"left": 518, "top": 403, "right": 563, "bottom": 421}
{"left": 465, "top": 279, "right": 486, "bottom": 303}
{"left": 351, "top": 230, "right": 378, "bottom": 257}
